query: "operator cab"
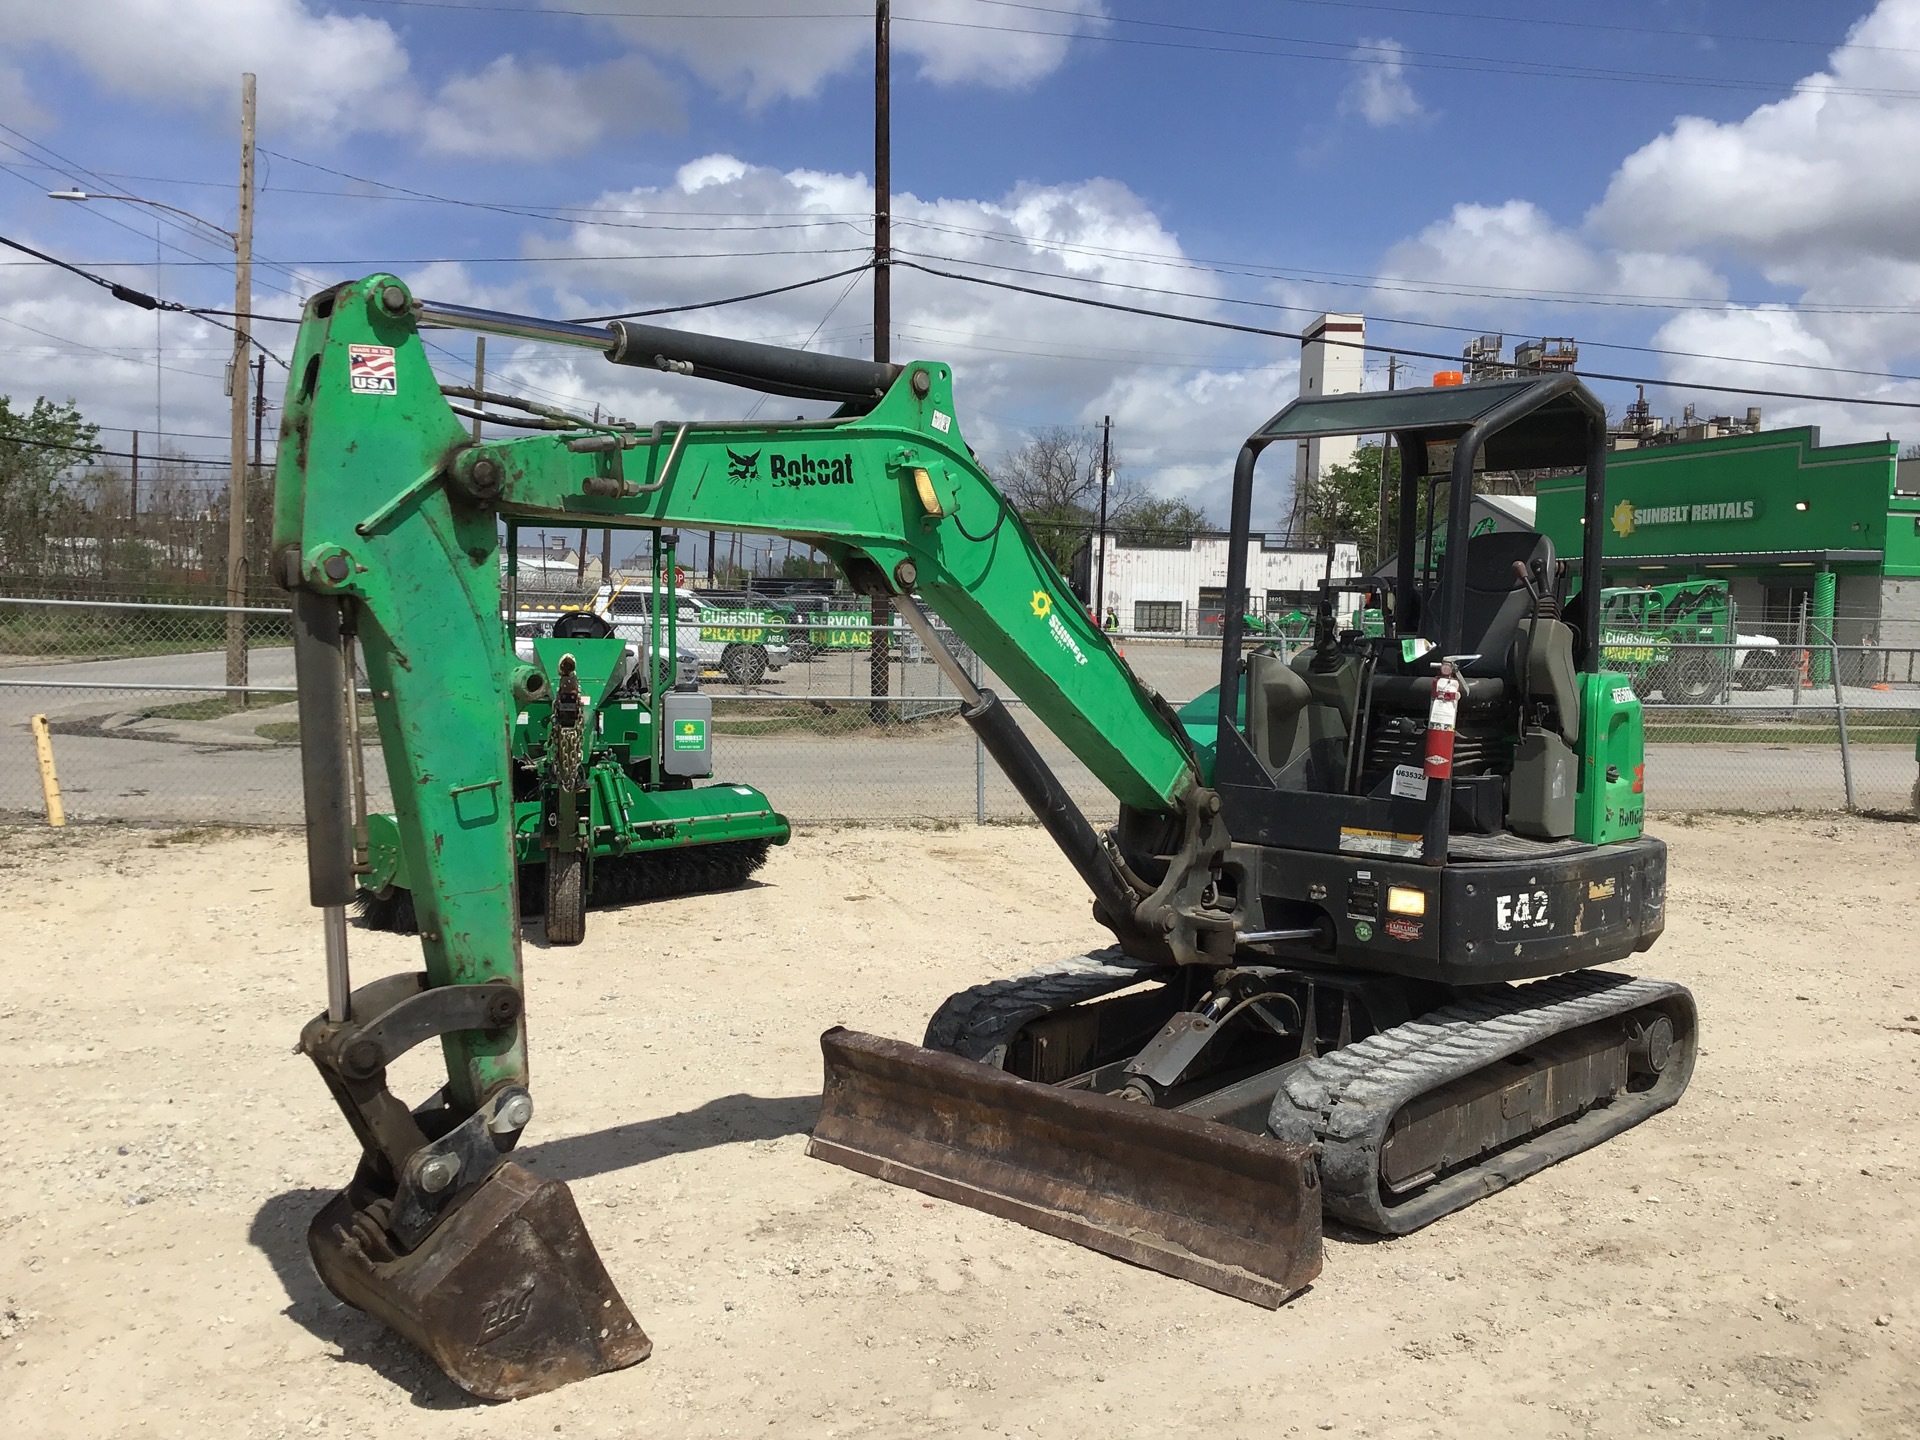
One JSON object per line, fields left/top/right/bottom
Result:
{"left": 1209, "top": 374, "right": 1615, "bottom": 851}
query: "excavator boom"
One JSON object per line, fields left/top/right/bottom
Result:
{"left": 274, "top": 276, "right": 1299, "bottom": 1398}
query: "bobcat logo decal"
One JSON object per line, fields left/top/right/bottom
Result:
{"left": 726, "top": 447, "right": 761, "bottom": 484}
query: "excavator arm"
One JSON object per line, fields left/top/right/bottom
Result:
{"left": 273, "top": 276, "right": 1276, "bottom": 1400}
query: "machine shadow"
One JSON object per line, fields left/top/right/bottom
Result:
{"left": 514, "top": 1091, "right": 820, "bottom": 1182}
{"left": 247, "top": 1188, "right": 485, "bottom": 1410}
{"left": 248, "top": 1094, "right": 818, "bottom": 1400}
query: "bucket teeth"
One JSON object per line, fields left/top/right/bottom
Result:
{"left": 307, "top": 1162, "right": 650, "bottom": 1401}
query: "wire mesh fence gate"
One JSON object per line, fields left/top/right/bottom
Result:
{"left": 3, "top": 597, "right": 1916, "bottom": 828}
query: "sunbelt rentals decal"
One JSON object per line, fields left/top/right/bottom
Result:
{"left": 1611, "top": 497, "right": 1758, "bottom": 538}
{"left": 1031, "top": 589, "right": 1088, "bottom": 666}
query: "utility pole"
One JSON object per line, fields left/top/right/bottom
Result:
{"left": 869, "top": 0, "right": 893, "bottom": 724}
{"left": 1096, "top": 415, "right": 1112, "bottom": 625}
{"left": 1375, "top": 355, "right": 1397, "bottom": 568}
{"left": 129, "top": 430, "right": 139, "bottom": 521}
{"left": 224, "top": 71, "right": 256, "bottom": 701}
{"left": 470, "top": 337, "right": 486, "bottom": 440}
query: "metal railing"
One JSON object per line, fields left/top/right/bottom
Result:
{"left": 3, "top": 597, "right": 1915, "bottom": 827}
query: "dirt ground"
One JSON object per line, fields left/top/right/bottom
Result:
{"left": 2, "top": 813, "right": 1917, "bottom": 1439}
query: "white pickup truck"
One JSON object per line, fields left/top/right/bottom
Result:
{"left": 599, "top": 585, "right": 792, "bottom": 684}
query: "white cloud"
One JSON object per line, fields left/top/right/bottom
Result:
{"left": 0, "top": 248, "right": 235, "bottom": 451}
{"left": 419, "top": 54, "right": 681, "bottom": 160}
{"left": 1372, "top": 200, "right": 1725, "bottom": 322}
{"left": 1, "top": 0, "right": 415, "bottom": 135}
{"left": 384, "top": 155, "right": 1299, "bottom": 521}
{"left": 0, "top": 0, "right": 675, "bottom": 157}
{"left": 1591, "top": 0, "right": 1920, "bottom": 267}
{"left": 565, "top": 0, "right": 1106, "bottom": 106}
{"left": 0, "top": 63, "right": 49, "bottom": 131}
{"left": 1646, "top": 304, "right": 1920, "bottom": 435}
{"left": 1340, "top": 37, "right": 1425, "bottom": 128}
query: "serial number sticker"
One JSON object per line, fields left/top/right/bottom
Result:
{"left": 1390, "top": 763, "right": 1428, "bottom": 800}
{"left": 1339, "top": 826, "right": 1424, "bottom": 859}
{"left": 1612, "top": 686, "right": 1636, "bottom": 705}
{"left": 347, "top": 343, "right": 397, "bottom": 394}
{"left": 930, "top": 410, "right": 952, "bottom": 433}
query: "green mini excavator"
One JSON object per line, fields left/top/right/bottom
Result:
{"left": 276, "top": 276, "right": 1693, "bottom": 1401}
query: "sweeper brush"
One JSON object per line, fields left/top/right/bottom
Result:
{"left": 356, "top": 837, "right": 775, "bottom": 934}
{"left": 356, "top": 563, "right": 787, "bottom": 946}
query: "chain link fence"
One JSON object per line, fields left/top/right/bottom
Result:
{"left": 3, "top": 597, "right": 1916, "bottom": 828}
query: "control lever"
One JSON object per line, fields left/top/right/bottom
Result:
{"left": 1512, "top": 560, "right": 1543, "bottom": 737}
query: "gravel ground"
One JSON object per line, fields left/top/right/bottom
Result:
{"left": 1, "top": 813, "right": 1916, "bottom": 1439}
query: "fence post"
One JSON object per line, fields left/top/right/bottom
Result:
{"left": 973, "top": 648, "right": 986, "bottom": 824}
{"left": 30, "top": 714, "right": 65, "bottom": 827}
{"left": 1830, "top": 639, "right": 1855, "bottom": 810}
{"left": 1791, "top": 600, "right": 1807, "bottom": 710}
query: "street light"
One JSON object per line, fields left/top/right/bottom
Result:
{"left": 48, "top": 189, "right": 237, "bottom": 249}
{"left": 49, "top": 73, "right": 255, "bottom": 698}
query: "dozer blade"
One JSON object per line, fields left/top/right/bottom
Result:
{"left": 808, "top": 1028, "right": 1322, "bottom": 1307}
{"left": 308, "top": 1162, "right": 651, "bottom": 1400}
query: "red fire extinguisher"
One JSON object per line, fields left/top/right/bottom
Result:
{"left": 1425, "top": 664, "right": 1462, "bottom": 780}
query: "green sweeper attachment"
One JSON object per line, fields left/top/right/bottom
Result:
{"left": 356, "top": 561, "right": 787, "bottom": 946}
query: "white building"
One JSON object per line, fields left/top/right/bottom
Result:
{"left": 1078, "top": 533, "right": 1362, "bottom": 634}
{"left": 1288, "top": 313, "right": 1366, "bottom": 535}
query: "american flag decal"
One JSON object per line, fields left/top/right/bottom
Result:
{"left": 348, "top": 344, "right": 398, "bottom": 394}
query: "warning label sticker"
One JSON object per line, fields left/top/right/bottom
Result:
{"left": 348, "top": 344, "right": 397, "bottom": 395}
{"left": 1339, "top": 826, "right": 1424, "bottom": 860}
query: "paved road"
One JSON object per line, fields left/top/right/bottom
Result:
{"left": 2, "top": 644, "right": 1912, "bottom": 825}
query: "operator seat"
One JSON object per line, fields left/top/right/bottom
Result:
{"left": 552, "top": 611, "right": 617, "bottom": 640}
{"left": 1456, "top": 530, "right": 1552, "bottom": 679}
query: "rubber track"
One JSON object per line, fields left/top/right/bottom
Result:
{"left": 922, "top": 949, "right": 1174, "bottom": 1066}
{"left": 1268, "top": 968, "right": 1696, "bottom": 1236}
{"left": 353, "top": 838, "right": 774, "bottom": 934}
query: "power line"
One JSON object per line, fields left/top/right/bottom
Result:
{"left": 892, "top": 215, "right": 1917, "bottom": 315}
{"left": 891, "top": 256, "right": 1920, "bottom": 412}
{"left": 258, "top": 148, "right": 873, "bottom": 233}
{"left": 894, "top": 249, "right": 1920, "bottom": 385}
{"left": 572, "top": 260, "right": 872, "bottom": 322}
{"left": 338, "top": 0, "right": 1920, "bottom": 102}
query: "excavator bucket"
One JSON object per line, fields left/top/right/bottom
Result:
{"left": 808, "top": 1029, "right": 1323, "bottom": 1307}
{"left": 308, "top": 1163, "right": 651, "bottom": 1401}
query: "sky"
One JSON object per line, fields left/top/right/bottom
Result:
{"left": 2, "top": 0, "right": 1918, "bottom": 547}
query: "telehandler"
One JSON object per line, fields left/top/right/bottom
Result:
{"left": 276, "top": 276, "right": 1692, "bottom": 1399}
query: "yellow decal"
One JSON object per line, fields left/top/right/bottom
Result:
{"left": 1031, "top": 590, "right": 1052, "bottom": 619}
{"left": 1611, "top": 500, "right": 1637, "bottom": 537}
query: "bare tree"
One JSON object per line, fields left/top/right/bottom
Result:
{"left": 991, "top": 425, "right": 1133, "bottom": 573}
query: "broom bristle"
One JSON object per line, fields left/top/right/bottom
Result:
{"left": 353, "top": 886, "right": 419, "bottom": 934}
{"left": 352, "top": 838, "right": 774, "bottom": 932}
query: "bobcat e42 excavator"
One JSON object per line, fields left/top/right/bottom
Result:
{"left": 277, "top": 275, "right": 1695, "bottom": 1400}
